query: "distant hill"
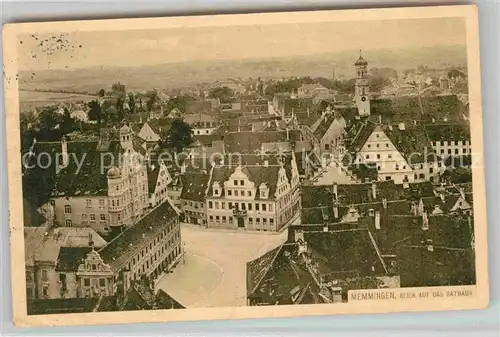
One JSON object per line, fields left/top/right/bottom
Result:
{"left": 19, "top": 44, "right": 467, "bottom": 94}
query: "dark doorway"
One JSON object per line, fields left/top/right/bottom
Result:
{"left": 237, "top": 218, "right": 245, "bottom": 228}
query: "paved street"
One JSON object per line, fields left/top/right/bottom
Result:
{"left": 156, "top": 223, "right": 289, "bottom": 308}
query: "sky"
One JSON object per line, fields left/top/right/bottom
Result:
{"left": 18, "top": 17, "right": 466, "bottom": 71}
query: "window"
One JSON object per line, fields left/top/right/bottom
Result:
{"left": 429, "top": 168, "right": 434, "bottom": 174}
{"left": 248, "top": 203, "right": 253, "bottom": 211}
{"left": 82, "top": 214, "right": 87, "bottom": 220}
{"left": 209, "top": 215, "right": 214, "bottom": 222}
{"left": 216, "top": 216, "right": 220, "bottom": 222}
{"left": 229, "top": 202, "right": 233, "bottom": 209}
{"left": 388, "top": 154, "right": 392, "bottom": 159}
{"left": 440, "top": 140, "right": 444, "bottom": 146}
{"left": 215, "top": 202, "right": 219, "bottom": 209}
{"left": 90, "top": 214, "right": 96, "bottom": 221}
{"left": 64, "top": 205, "right": 72, "bottom": 214}
{"left": 248, "top": 191, "right": 252, "bottom": 197}
{"left": 377, "top": 154, "right": 381, "bottom": 159}
{"left": 234, "top": 180, "right": 238, "bottom": 186}
{"left": 228, "top": 190, "right": 232, "bottom": 196}
{"left": 222, "top": 216, "right": 227, "bottom": 223}
{"left": 269, "top": 204, "right": 273, "bottom": 212}
{"left": 86, "top": 199, "right": 92, "bottom": 206}
{"left": 366, "top": 155, "right": 370, "bottom": 159}
{"left": 117, "top": 213, "right": 121, "bottom": 221}
{"left": 386, "top": 143, "right": 389, "bottom": 148}
{"left": 455, "top": 149, "right": 459, "bottom": 154}
{"left": 208, "top": 201, "right": 213, "bottom": 209}
{"left": 367, "top": 144, "right": 371, "bottom": 148}
{"left": 262, "top": 204, "right": 267, "bottom": 211}
{"left": 270, "top": 219, "right": 274, "bottom": 225}
{"left": 99, "top": 279, "right": 106, "bottom": 287}
{"left": 84, "top": 278, "right": 90, "bottom": 287}
{"left": 419, "top": 173, "right": 425, "bottom": 179}
{"left": 228, "top": 217, "right": 233, "bottom": 223}
{"left": 376, "top": 144, "right": 380, "bottom": 148}
{"left": 65, "top": 220, "right": 72, "bottom": 227}
{"left": 256, "top": 204, "right": 260, "bottom": 211}
{"left": 256, "top": 218, "right": 261, "bottom": 224}
{"left": 240, "top": 180, "right": 244, "bottom": 186}
{"left": 221, "top": 202, "right": 225, "bottom": 209}
{"left": 42, "top": 286, "right": 49, "bottom": 297}
{"left": 41, "top": 269, "right": 48, "bottom": 281}
{"left": 99, "top": 199, "right": 105, "bottom": 206}
{"left": 263, "top": 218, "right": 267, "bottom": 225}
{"left": 49, "top": 199, "right": 55, "bottom": 206}
{"left": 235, "top": 190, "right": 239, "bottom": 196}
{"left": 100, "top": 214, "right": 106, "bottom": 221}
{"left": 249, "top": 217, "right": 253, "bottom": 224}
{"left": 385, "top": 176, "right": 392, "bottom": 181}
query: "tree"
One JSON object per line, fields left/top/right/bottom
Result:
{"left": 59, "top": 108, "right": 76, "bottom": 135}
{"left": 111, "top": 82, "right": 126, "bottom": 94}
{"left": 87, "top": 100, "right": 104, "bottom": 124}
{"left": 128, "top": 93, "right": 136, "bottom": 114}
{"left": 163, "top": 118, "right": 193, "bottom": 153}
{"left": 208, "top": 86, "right": 235, "bottom": 103}
{"left": 146, "top": 90, "right": 159, "bottom": 112}
{"left": 166, "top": 95, "right": 196, "bottom": 114}
{"left": 38, "top": 106, "right": 60, "bottom": 132}
{"left": 98, "top": 88, "right": 106, "bottom": 97}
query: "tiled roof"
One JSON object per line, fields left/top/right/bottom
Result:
{"left": 397, "top": 244, "right": 475, "bottom": 287}
{"left": 55, "top": 247, "right": 91, "bottom": 272}
{"left": 384, "top": 125, "right": 437, "bottom": 164}
{"left": 304, "top": 229, "right": 387, "bottom": 279}
{"left": 97, "top": 201, "right": 178, "bottom": 272}
{"left": 294, "top": 111, "right": 322, "bottom": 127}
{"left": 247, "top": 243, "right": 317, "bottom": 305}
{"left": 147, "top": 164, "right": 161, "bottom": 194}
{"left": 208, "top": 164, "right": 282, "bottom": 200}
{"left": 185, "top": 100, "right": 212, "bottom": 114}
{"left": 370, "top": 95, "right": 467, "bottom": 124}
{"left": 24, "top": 227, "right": 106, "bottom": 267}
{"left": 24, "top": 140, "right": 124, "bottom": 200}
{"left": 146, "top": 118, "right": 171, "bottom": 138}
{"left": 424, "top": 123, "right": 471, "bottom": 141}
{"left": 180, "top": 172, "right": 210, "bottom": 202}
{"left": 222, "top": 130, "right": 302, "bottom": 154}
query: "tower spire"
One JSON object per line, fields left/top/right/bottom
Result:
{"left": 359, "top": 49, "right": 362, "bottom": 57}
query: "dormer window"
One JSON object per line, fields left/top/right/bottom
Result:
{"left": 259, "top": 183, "right": 269, "bottom": 199}
{"left": 212, "top": 181, "right": 221, "bottom": 197}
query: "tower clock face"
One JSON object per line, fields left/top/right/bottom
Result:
{"left": 361, "top": 96, "right": 367, "bottom": 102}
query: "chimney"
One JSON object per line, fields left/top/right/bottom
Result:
{"left": 263, "top": 160, "right": 269, "bottom": 167}
{"left": 422, "top": 212, "right": 429, "bottom": 231}
{"left": 88, "top": 232, "right": 94, "bottom": 250}
{"left": 374, "top": 211, "right": 381, "bottom": 230}
{"left": 61, "top": 136, "right": 69, "bottom": 168}
{"left": 378, "top": 114, "right": 382, "bottom": 124}
{"left": 333, "top": 184, "right": 338, "bottom": 201}
{"left": 371, "top": 182, "right": 377, "bottom": 199}
{"left": 382, "top": 198, "right": 387, "bottom": 209}
{"left": 333, "top": 206, "right": 339, "bottom": 219}
{"left": 307, "top": 107, "right": 310, "bottom": 117}
{"left": 286, "top": 127, "right": 290, "bottom": 141}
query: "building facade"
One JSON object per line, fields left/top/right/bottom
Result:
{"left": 205, "top": 156, "right": 301, "bottom": 232}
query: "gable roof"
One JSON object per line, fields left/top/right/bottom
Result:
{"left": 97, "top": 201, "right": 178, "bottom": 272}
{"left": 23, "top": 140, "right": 124, "bottom": 201}
{"left": 55, "top": 247, "right": 92, "bottom": 272}
{"left": 180, "top": 172, "right": 210, "bottom": 202}
{"left": 424, "top": 123, "right": 471, "bottom": 142}
{"left": 208, "top": 164, "right": 282, "bottom": 200}
{"left": 24, "top": 227, "right": 106, "bottom": 267}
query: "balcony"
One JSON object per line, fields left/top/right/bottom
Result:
{"left": 232, "top": 209, "right": 247, "bottom": 217}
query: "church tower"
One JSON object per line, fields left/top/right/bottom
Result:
{"left": 354, "top": 50, "right": 370, "bottom": 116}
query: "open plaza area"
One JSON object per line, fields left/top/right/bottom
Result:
{"left": 156, "top": 223, "right": 289, "bottom": 308}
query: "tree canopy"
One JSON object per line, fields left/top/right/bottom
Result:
{"left": 162, "top": 118, "right": 193, "bottom": 153}
{"left": 208, "top": 86, "right": 235, "bottom": 103}
{"left": 166, "top": 95, "right": 196, "bottom": 114}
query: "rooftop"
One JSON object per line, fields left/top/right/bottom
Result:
{"left": 97, "top": 201, "right": 178, "bottom": 272}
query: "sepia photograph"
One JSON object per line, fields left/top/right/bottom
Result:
{"left": 3, "top": 5, "right": 488, "bottom": 327}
